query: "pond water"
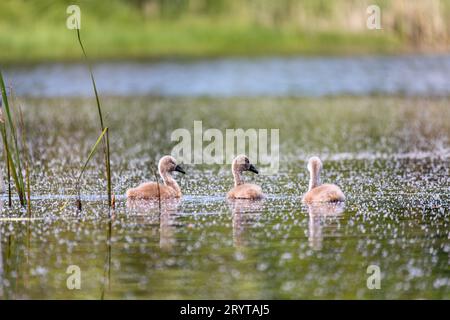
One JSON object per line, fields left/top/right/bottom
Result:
{"left": 0, "top": 96, "right": 448, "bottom": 299}
{"left": 5, "top": 54, "right": 450, "bottom": 97}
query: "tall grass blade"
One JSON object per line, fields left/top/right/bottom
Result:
{"left": 1, "top": 130, "right": 12, "bottom": 207}
{"left": 18, "top": 106, "right": 31, "bottom": 216}
{"left": 76, "top": 127, "right": 108, "bottom": 210}
{"left": 0, "top": 71, "right": 25, "bottom": 206}
{"left": 75, "top": 28, "right": 112, "bottom": 207}
{"left": 0, "top": 71, "right": 25, "bottom": 201}
{"left": 0, "top": 97, "right": 10, "bottom": 207}
{"left": 77, "top": 127, "right": 108, "bottom": 186}
{"left": 150, "top": 165, "right": 161, "bottom": 213}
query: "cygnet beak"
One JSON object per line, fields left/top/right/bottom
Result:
{"left": 174, "top": 164, "right": 186, "bottom": 174}
{"left": 248, "top": 163, "right": 259, "bottom": 174}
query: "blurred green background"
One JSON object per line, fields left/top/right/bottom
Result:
{"left": 1, "top": 0, "right": 450, "bottom": 63}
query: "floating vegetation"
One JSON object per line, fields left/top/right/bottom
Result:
{"left": 0, "top": 95, "right": 448, "bottom": 299}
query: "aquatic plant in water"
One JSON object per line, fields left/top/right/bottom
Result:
{"left": 0, "top": 70, "right": 28, "bottom": 208}
{"left": 75, "top": 28, "right": 113, "bottom": 209}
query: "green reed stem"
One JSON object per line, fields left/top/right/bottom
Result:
{"left": 150, "top": 165, "right": 161, "bottom": 213}
{"left": 75, "top": 127, "right": 108, "bottom": 211}
{"left": 77, "top": 127, "right": 108, "bottom": 187}
{"left": 75, "top": 28, "right": 112, "bottom": 207}
{"left": 18, "top": 106, "right": 31, "bottom": 216}
{"left": 2, "top": 137, "right": 11, "bottom": 207}
{"left": 0, "top": 70, "right": 26, "bottom": 206}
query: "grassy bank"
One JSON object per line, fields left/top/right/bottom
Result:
{"left": 1, "top": 0, "right": 449, "bottom": 63}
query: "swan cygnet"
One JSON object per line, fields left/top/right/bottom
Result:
{"left": 227, "top": 155, "right": 264, "bottom": 200}
{"left": 302, "top": 156, "right": 345, "bottom": 203}
{"left": 126, "top": 155, "right": 185, "bottom": 200}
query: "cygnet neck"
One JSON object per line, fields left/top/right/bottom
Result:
{"left": 308, "top": 167, "right": 321, "bottom": 191}
{"left": 160, "top": 169, "right": 181, "bottom": 194}
{"left": 232, "top": 166, "right": 244, "bottom": 187}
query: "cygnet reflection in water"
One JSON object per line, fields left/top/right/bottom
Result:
{"left": 126, "top": 198, "right": 181, "bottom": 250}
{"left": 306, "top": 202, "right": 345, "bottom": 251}
{"left": 228, "top": 198, "right": 265, "bottom": 247}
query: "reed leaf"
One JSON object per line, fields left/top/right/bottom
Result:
{"left": 18, "top": 106, "right": 31, "bottom": 216}
{"left": 0, "top": 70, "right": 26, "bottom": 205}
{"left": 75, "top": 28, "right": 112, "bottom": 206}
{"left": 1, "top": 127, "right": 12, "bottom": 207}
{"left": 150, "top": 165, "right": 162, "bottom": 213}
{"left": 77, "top": 127, "right": 108, "bottom": 186}
{"left": 0, "top": 72, "right": 24, "bottom": 192}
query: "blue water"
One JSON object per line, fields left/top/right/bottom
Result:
{"left": 5, "top": 55, "right": 450, "bottom": 97}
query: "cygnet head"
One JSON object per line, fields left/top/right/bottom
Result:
{"left": 158, "top": 155, "right": 185, "bottom": 175}
{"left": 232, "top": 155, "right": 259, "bottom": 174}
{"left": 307, "top": 156, "right": 322, "bottom": 174}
